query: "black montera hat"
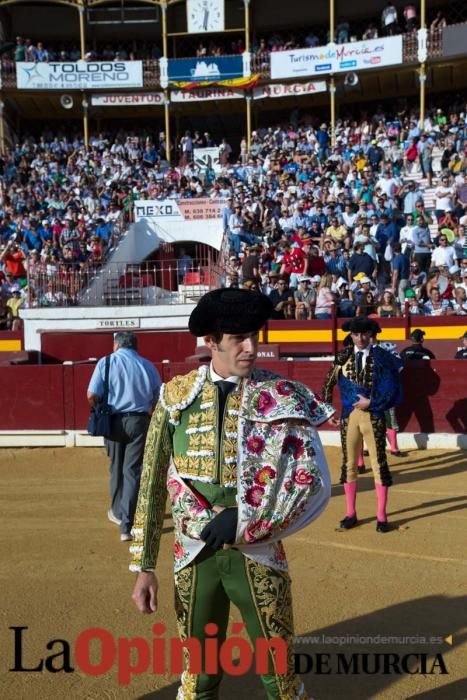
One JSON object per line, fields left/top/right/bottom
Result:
{"left": 341, "top": 316, "right": 381, "bottom": 334}
{"left": 188, "top": 288, "right": 273, "bottom": 337}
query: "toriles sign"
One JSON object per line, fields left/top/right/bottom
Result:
{"left": 17, "top": 61, "right": 144, "bottom": 90}
{"left": 270, "top": 36, "right": 402, "bottom": 79}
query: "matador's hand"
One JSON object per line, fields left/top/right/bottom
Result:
{"left": 132, "top": 571, "right": 159, "bottom": 614}
{"left": 200, "top": 508, "right": 238, "bottom": 551}
{"left": 353, "top": 394, "right": 371, "bottom": 411}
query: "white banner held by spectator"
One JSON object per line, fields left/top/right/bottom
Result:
{"left": 193, "top": 147, "right": 221, "bottom": 172}
{"left": 170, "top": 87, "right": 244, "bottom": 102}
{"left": 16, "top": 61, "right": 144, "bottom": 90}
{"left": 91, "top": 93, "right": 164, "bottom": 106}
{"left": 270, "top": 36, "right": 403, "bottom": 79}
{"left": 253, "top": 81, "right": 327, "bottom": 99}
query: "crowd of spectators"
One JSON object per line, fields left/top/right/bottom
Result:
{"left": 0, "top": 99, "right": 466, "bottom": 319}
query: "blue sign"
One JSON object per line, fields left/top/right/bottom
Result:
{"left": 168, "top": 56, "right": 244, "bottom": 82}
{"left": 315, "top": 64, "right": 332, "bottom": 73}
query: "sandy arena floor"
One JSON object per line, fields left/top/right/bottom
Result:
{"left": 0, "top": 446, "right": 466, "bottom": 700}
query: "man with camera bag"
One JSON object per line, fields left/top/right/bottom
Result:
{"left": 87, "top": 332, "right": 161, "bottom": 542}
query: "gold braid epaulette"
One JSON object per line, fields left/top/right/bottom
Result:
{"left": 159, "top": 365, "right": 209, "bottom": 425}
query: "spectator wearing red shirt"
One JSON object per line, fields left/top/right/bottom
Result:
{"left": 0, "top": 242, "right": 27, "bottom": 280}
{"left": 280, "top": 242, "right": 307, "bottom": 288}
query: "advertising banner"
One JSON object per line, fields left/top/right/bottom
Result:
{"left": 91, "top": 93, "right": 164, "bottom": 106}
{"left": 167, "top": 56, "right": 244, "bottom": 83}
{"left": 16, "top": 61, "right": 144, "bottom": 90}
{"left": 135, "top": 198, "right": 225, "bottom": 250}
{"left": 442, "top": 24, "right": 467, "bottom": 58}
{"left": 170, "top": 87, "right": 243, "bottom": 102}
{"left": 253, "top": 81, "right": 327, "bottom": 99}
{"left": 270, "top": 36, "right": 403, "bottom": 79}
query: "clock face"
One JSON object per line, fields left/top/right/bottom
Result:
{"left": 187, "top": 0, "right": 224, "bottom": 33}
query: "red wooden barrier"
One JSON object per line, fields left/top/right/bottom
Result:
{"left": 0, "top": 361, "right": 465, "bottom": 435}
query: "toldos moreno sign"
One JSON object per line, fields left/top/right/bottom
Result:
{"left": 16, "top": 62, "right": 144, "bottom": 90}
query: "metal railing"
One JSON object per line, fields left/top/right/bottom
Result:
{"left": 28, "top": 259, "right": 223, "bottom": 308}
{"left": 1, "top": 25, "right": 459, "bottom": 91}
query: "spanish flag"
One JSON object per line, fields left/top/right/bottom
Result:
{"left": 170, "top": 74, "right": 261, "bottom": 91}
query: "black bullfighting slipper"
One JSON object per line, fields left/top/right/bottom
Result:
{"left": 339, "top": 515, "right": 358, "bottom": 529}
{"left": 357, "top": 466, "right": 366, "bottom": 474}
{"left": 391, "top": 450, "right": 402, "bottom": 457}
{"left": 376, "top": 520, "right": 390, "bottom": 533}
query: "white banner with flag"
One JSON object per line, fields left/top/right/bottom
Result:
{"left": 253, "top": 81, "right": 327, "bottom": 99}
{"left": 16, "top": 61, "right": 144, "bottom": 90}
{"left": 270, "top": 36, "right": 403, "bottom": 79}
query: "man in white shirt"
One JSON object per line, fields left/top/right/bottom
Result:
{"left": 434, "top": 175, "right": 455, "bottom": 221}
{"left": 399, "top": 214, "right": 417, "bottom": 255}
{"left": 431, "top": 235, "right": 456, "bottom": 269}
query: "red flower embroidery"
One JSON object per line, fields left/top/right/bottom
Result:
{"left": 244, "top": 519, "right": 272, "bottom": 543}
{"left": 245, "top": 485, "right": 265, "bottom": 507}
{"left": 283, "top": 479, "right": 293, "bottom": 492}
{"left": 254, "top": 465, "right": 276, "bottom": 485}
{"left": 246, "top": 435, "right": 266, "bottom": 455}
{"left": 167, "top": 478, "right": 183, "bottom": 502}
{"left": 174, "top": 542, "right": 184, "bottom": 559}
{"left": 257, "top": 390, "right": 277, "bottom": 415}
{"left": 293, "top": 467, "right": 314, "bottom": 485}
{"left": 282, "top": 435, "right": 305, "bottom": 458}
{"left": 276, "top": 380, "right": 294, "bottom": 396}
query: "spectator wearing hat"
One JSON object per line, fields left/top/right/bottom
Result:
{"left": 294, "top": 276, "right": 315, "bottom": 320}
{"left": 454, "top": 331, "right": 467, "bottom": 359}
{"left": 324, "top": 243, "right": 348, "bottom": 277}
{"left": 130, "top": 287, "right": 335, "bottom": 698}
{"left": 400, "top": 329, "right": 436, "bottom": 361}
{"left": 262, "top": 270, "right": 278, "bottom": 296}
{"left": 404, "top": 288, "right": 423, "bottom": 315}
{"left": 322, "top": 316, "right": 402, "bottom": 532}
{"left": 5, "top": 286, "right": 24, "bottom": 331}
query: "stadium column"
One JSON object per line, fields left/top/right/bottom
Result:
{"left": 329, "top": 0, "right": 336, "bottom": 146}
{"left": 419, "top": 0, "right": 427, "bottom": 128}
{"left": 78, "top": 5, "right": 86, "bottom": 59}
{"left": 161, "top": 1, "right": 171, "bottom": 163}
{"left": 244, "top": 0, "right": 251, "bottom": 153}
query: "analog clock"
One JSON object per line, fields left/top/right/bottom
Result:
{"left": 187, "top": 0, "right": 224, "bottom": 33}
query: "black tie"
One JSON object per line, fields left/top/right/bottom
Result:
{"left": 356, "top": 352, "right": 363, "bottom": 377}
{"left": 216, "top": 381, "right": 235, "bottom": 429}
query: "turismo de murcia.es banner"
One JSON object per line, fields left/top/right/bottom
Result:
{"left": 16, "top": 61, "right": 144, "bottom": 90}
{"left": 270, "top": 36, "right": 403, "bottom": 80}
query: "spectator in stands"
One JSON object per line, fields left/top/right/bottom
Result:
{"left": 423, "top": 286, "right": 454, "bottom": 315}
{"left": 403, "top": 4, "right": 417, "bottom": 31}
{"left": 294, "top": 276, "right": 315, "bottom": 320}
{"left": 5, "top": 286, "right": 24, "bottom": 330}
{"left": 381, "top": 2, "right": 399, "bottom": 35}
{"left": 434, "top": 175, "right": 455, "bottom": 222}
{"left": 377, "top": 289, "right": 401, "bottom": 317}
{"left": 412, "top": 215, "right": 432, "bottom": 272}
{"left": 348, "top": 241, "right": 376, "bottom": 284}
{"left": 404, "top": 288, "right": 423, "bottom": 315}
{"left": 431, "top": 233, "right": 456, "bottom": 269}
{"left": 269, "top": 276, "right": 294, "bottom": 319}
{"left": 314, "top": 273, "right": 335, "bottom": 319}
{"left": 391, "top": 243, "right": 410, "bottom": 304}
{"left": 430, "top": 11, "right": 446, "bottom": 34}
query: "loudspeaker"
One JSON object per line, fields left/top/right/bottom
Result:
{"left": 60, "top": 94, "right": 74, "bottom": 110}
{"left": 344, "top": 72, "right": 359, "bottom": 87}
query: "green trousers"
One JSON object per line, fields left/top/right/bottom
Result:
{"left": 174, "top": 546, "right": 307, "bottom": 700}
